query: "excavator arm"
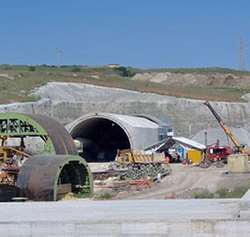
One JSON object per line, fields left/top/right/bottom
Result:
{"left": 204, "top": 101, "right": 244, "bottom": 153}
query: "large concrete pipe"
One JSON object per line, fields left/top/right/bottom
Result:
{"left": 67, "top": 113, "right": 171, "bottom": 162}
{"left": 17, "top": 155, "right": 93, "bottom": 201}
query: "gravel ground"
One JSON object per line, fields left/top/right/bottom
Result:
{"left": 123, "top": 164, "right": 250, "bottom": 199}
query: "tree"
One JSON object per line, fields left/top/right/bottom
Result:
{"left": 114, "top": 66, "right": 135, "bottom": 77}
{"left": 28, "top": 66, "right": 36, "bottom": 72}
{"left": 71, "top": 66, "right": 81, "bottom": 73}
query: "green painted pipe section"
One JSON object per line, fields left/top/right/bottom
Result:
{"left": 0, "top": 112, "right": 55, "bottom": 154}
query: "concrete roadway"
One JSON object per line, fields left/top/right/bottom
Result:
{"left": 0, "top": 199, "right": 248, "bottom": 236}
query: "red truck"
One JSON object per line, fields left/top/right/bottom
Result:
{"left": 207, "top": 145, "right": 233, "bottom": 162}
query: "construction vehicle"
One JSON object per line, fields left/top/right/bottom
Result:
{"left": 201, "top": 101, "right": 248, "bottom": 168}
{"left": 204, "top": 101, "right": 246, "bottom": 153}
{"left": 205, "top": 101, "right": 250, "bottom": 172}
{"left": 0, "top": 113, "right": 93, "bottom": 201}
{"left": 115, "top": 149, "right": 170, "bottom": 180}
{"left": 206, "top": 145, "right": 233, "bottom": 162}
{"left": 116, "top": 149, "right": 166, "bottom": 165}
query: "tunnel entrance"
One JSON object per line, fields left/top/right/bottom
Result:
{"left": 57, "top": 160, "right": 91, "bottom": 199}
{"left": 71, "top": 118, "right": 131, "bottom": 162}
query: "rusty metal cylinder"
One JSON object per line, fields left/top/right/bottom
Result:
{"left": 16, "top": 155, "right": 93, "bottom": 201}
{"left": 28, "top": 114, "right": 78, "bottom": 155}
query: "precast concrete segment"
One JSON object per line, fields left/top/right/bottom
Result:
{"left": 16, "top": 155, "right": 93, "bottom": 201}
{"left": 0, "top": 199, "right": 247, "bottom": 237}
{"left": 67, "top": 113, "right": 169, "bottom": 162}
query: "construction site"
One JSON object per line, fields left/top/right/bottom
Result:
{"left": 2, "top": 1, "right": 250, "bottom": 236}
{"left": 0, "top": 98, "right": 249, "bottom": 201}
{"left": 1, "top": 93, "right": 250, "bottom": 235}
{"left": 1, "top": 65, "right": 250, "bottom": 237}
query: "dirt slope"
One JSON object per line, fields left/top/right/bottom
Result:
{"left": 1, "top": 66, "right": 250, "bottom": 103}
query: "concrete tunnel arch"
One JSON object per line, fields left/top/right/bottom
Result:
{"left": 67, "top": 113, "right": 167, "bottom": 162}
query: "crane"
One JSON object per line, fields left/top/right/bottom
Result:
{"left": 204, "top": 101, "right": 245, "bottom": 153}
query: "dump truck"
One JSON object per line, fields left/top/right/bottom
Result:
{"left": 115, "top": 149, "right": 170, "bottom": 180}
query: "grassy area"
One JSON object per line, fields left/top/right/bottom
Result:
{"left": 1, "top": 65, "right": 250, "bottom": 104}
{"left": 93, "top": 192, "right": 115, "bottom": 200}
{"left": 192, "top": 186, "right": 250, "bottom": 199}
{"left": 144, "top": 67, "right": 250, "bottom": 75}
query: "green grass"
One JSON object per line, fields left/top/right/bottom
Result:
{"left": 2, "top": 64, "right": 250, "bottom": 75}
{"left": 192, "top": 186, "right": 250, "bottom": 199}
{"left": 144, "top": 67, "right": 250, "bottom": 75}
{"left": 1, "top": 65, "right": 250, "bottom": 104}
{"left": 93, "top": 192, "right": 114, "bottom": 200}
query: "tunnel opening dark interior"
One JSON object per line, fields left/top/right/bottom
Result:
{"left": 71, "top": 118, "right": 131, "bottom": 162}
{"left": 57, "top": 161, "right": 91, "bottom": 199}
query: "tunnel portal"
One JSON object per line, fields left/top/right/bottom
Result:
{"left": 70, "top": 118, "right": 131, "bottom": 162}
{"left": 67, "top": 113, "right": 170, "bottom": 163}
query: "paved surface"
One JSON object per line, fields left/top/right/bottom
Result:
{"left": 0, "top": 199, "right": 238, "bottom": 222}
{"left": 1, "top": 199, "right": 249, "bottom": 236}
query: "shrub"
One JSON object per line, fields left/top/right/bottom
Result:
{"left": 71, "top": 67, "right": 81, "bottom": 73}
{"left": 28, "top": 66, "right": 36, "bottom": 72}
{"left": 114, "top": 66, "right": 136, "bottom": 77}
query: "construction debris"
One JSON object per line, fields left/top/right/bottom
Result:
{"left": 0, "top": 112, "right": 93, "bottom": 201}
{"left": 91, "top": 149, "right": 171, "bottom": 199}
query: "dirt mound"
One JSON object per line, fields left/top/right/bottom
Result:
{"left": 133, "top": 72, "right": 250, "bottom": 88}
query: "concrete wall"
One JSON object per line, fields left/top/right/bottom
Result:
{"left": 1, "top": 82, "right": 250, "bottom": 137}
{"left": 0, "top": 199, "right": 249, "bottom": 236}
{"left": 1, "top": 219, "right": 250, "bottom": 236}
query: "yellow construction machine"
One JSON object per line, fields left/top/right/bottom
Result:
{"left": 115, "top": 149, "right": 170, "bottom": 180}
{"left": 204, "top": 101, "right": 248, "bottom": 154}
{"left": 116, "top": 149, "right": 166, "bottom": 166}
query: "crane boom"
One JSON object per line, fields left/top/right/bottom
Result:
{"left": 204, "top": 101, "right": 243, "bottom": 152}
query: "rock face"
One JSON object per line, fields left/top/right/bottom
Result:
{"left": 1, "top": 82, "right": 250, "bottom": 137}
{"left": 133, "top": 71, "right": 250, "bottom": 88}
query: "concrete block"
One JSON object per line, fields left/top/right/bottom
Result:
{"left": 75, "top": 223, "right": 121, "bottom": 236}
{"left": 121, "top": 222, "right": 168, "bottom": 235}
{"left": 239, "top": 200, "right": 250, "bottom": 210}
{"left": 168, "top": 221, "right": 191, "bottom": 236}
{"left": 227, "top": 154, "right": 249, "bottom": 173}
{"left": 0, "top": 223, "right": 31, "bottom": 236}
{"left": 241, "top": 189, "right": 250, "bottom": 200}
{"left": 191, "top": 220, "right": 215, "bottom": 234}
{"left": 214, "top": 220, "right": 250, "bottom": 235}
{"left": 238, "top": 210, "right": 250, "bottom": 219}
{"left": 31, "top": 222, "right": 74, "bottom": 237}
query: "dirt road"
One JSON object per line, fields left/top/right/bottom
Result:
{"left": 124, "top": 164, "right": 250, "bottom": 199}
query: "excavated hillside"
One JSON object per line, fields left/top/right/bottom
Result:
{"left": 1, "top": 65, "right": 250, "bottom": 103}
{"left": 1, "top": 66, "right": 250, "bottom": 137}
{"left": 1, "top": 82, "right": 250, "bottom": 138}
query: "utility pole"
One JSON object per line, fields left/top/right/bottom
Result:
{"left": 239, "top": 37, "right": 246, "bottom": 71}
{"left": 56, "top": 48, "right": 63, "bottom": 66}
